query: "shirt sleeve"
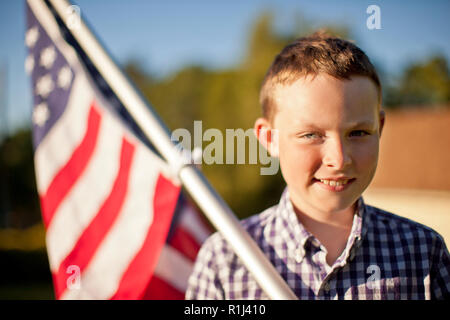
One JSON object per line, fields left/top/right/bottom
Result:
{"left": 185, "top": 233, "right": 225, "bottom": 300}
{"left": 430, "top": 235, "right": 450, "bottom": 300}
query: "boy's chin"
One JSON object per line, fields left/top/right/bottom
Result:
{"left": 311, "top": 194, "right": 359, "bottom": 215}
{"left": 291, "top": 189, "right": 359, "bottom": 216}
{"left": 317, "top": 201, "right": 356, "bottom": 215}
{"left": 309, "top": 180, "right": 368, "bottom": 213}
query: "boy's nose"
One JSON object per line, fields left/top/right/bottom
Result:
{"left": 322, "top": 138, "right": 352, "bottom": 169}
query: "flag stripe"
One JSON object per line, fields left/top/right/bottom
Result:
{"left": 153, "top": 245, "right": 194, "bottom": 293}
{"left": 110, "top": 174, "right": 180, "bottom": 299}
{"left": 34, "top": 76, "right": 94, "bottom": 194}
{"left": 142, "top": 275, "right": 185, "bottom": 300}
{"left": 168, "top": 226, "right": 201, "bottom": 262}
{"left": 178, "top": 204, "right": 211, "bottom": 245}
{"left": 45, "top": 103, "right": 125, "bottom": 272}
{"left": 59, "top": 143, "right": 163, "bottom": 299}
{"left": 53, "top": 137, "right": 135, "bottom": 299}
{"left": 40, "top": 103, "right": 101, "bottom": 228}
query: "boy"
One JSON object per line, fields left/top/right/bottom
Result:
{"left": 186, "top": 32, "right": 450, "bottom": 300}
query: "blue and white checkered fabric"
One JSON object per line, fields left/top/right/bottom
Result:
{"left": 186, "top": 188, "right": 450, "bottom": 300}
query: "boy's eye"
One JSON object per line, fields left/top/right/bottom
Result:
{"left": 300, "top": 133, "right": 321, "bottom": 139}
{"left": 350, "top": 130, "right": 370, "bottom": 137}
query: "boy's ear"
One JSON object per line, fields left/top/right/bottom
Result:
{"left": 254, "top": 117, "right": 279, "bottom": 158}
{"left": 378, "top": 109, "right": 386, "bottom": 136}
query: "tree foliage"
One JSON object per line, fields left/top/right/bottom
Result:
{"left": 384, "top": 55, "right": 450, "bottom": 108}
{"left": 0, "top": 129, "right": 41, "bottom": 228}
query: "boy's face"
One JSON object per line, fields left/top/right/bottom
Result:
{"left": 256, "top": 73, "right": 384, "bottom": 216}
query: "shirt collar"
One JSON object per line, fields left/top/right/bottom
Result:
{"left": 270, "top": 187, "right": 368, "bottom": 264}
{"left": 335, "top": 198, "right": 366, "bottom": 267}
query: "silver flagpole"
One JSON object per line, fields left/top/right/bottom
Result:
{"left": 42, "top": 0, "right": 297, "bottom": 300}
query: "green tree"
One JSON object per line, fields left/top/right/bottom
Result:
{"left": 384, "top": 55, "right": 450, "bottom": 108}
{"left": 0, "top": 129, "right": 40, "bottom": 228}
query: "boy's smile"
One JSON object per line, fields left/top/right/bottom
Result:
{"left": 257, "top": 73, "right": 384, "bottom": 219}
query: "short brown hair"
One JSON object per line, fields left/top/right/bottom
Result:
{"left": 260, "top": 31, "right": 382, "bottom": 121}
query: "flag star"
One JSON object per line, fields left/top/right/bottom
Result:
{"left": 33, "top": 102, "right": 50, "bottom": 127}
{"left": 57, "top": 66, "right": 72, "bottom": 89}
{"left": 36, "top": 74, "right": 54, "bottom": 98}
{"left": 25, "top": 54, "right": 35, "bottom": 75}
{"left": 25, "top": 26, "right": 39, "bottom": 48}
{"left": 40, "top": 46, "right": 57, "bottom": 69}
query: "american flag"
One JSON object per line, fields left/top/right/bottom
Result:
{"left": 25, "top": 0, "right": 210, "bottom": 299}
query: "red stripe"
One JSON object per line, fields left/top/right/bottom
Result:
{"left": 40, "top": 103, "right": 102, "bottom": 228}
{"left": 110, "top": 174, "right": 180, "bottom": 300}
{"left": 142, "top": 275, "right": 185, "bottom": 300}
{"left": 185, "top": 199, "right": 214, "bottom": 236}
{"left": 168, "top": 226, "right": 201, "bottom": 262}
{"left": 52, "top": 137, "right": 136, "bottom": 299}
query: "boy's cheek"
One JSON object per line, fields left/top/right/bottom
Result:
{"left": 356, "top": 140, "right": 380, "bottom": 164}
{"left": 279, "top": 147, "right": 318, "bottom": 179}
{"left": 353, "top": 144, "right": 380, "bottom": 184}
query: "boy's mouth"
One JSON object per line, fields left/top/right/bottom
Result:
{"left": 312, "top": 177, "right": 356, "bottom": 191}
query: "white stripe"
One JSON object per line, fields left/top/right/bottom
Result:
{"left": 178, "top": 205, "right": 210, "bottom": 244}
{"left": 153, "top": 245, "right": 194, "bottom": 292}
{"left": 46, "top": 105, "right": 123, "bottom": 272}
{"left": 34, "top": 75, "right": 94, "bottom": 194}
{"left": 61, "top": 142, "right": 165, "bottom": 299}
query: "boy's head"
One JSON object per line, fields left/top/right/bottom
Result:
{"left": 259, "top": 31, "right": 382, "bottom": 122}
{"left": 255, "top": 31, "right": 385, "bottom": 216}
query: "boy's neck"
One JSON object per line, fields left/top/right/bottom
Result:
{"left": 290, "top": 197, "right": 356, "bottom": 266}
{"left": 290, "top": 197, "right": 356, "bottom": 230}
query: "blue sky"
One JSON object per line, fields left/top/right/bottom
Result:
{"left": 0, "top": 0, "right": 449, "bottom": 132}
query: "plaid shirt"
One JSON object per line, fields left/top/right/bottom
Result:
{"left": 186, "top": 188, "right": 450, "bottom": 300}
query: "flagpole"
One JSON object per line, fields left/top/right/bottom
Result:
{"left": 44, "top": 0, "right": 297, "bottom": 300}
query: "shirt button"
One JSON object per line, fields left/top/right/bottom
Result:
{"left": 323, "top": 282, "right": 331, "bottom": 292}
